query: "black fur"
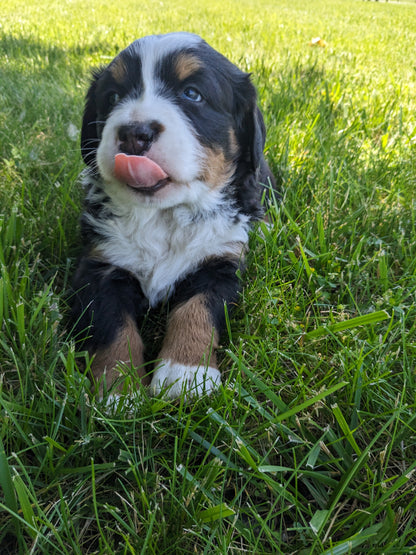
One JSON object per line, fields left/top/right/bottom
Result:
{"left": 70, "top": 259, "right": 148, "bottom": 351}
{"left": 71, "top": 33, "right": 275, "bottom": 393}
{"left": 80, "top": 68, "right": 105, "bottom": 168}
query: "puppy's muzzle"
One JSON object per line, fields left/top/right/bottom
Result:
{"left": 118, "top": 121, "right": 164, "bottom": 156}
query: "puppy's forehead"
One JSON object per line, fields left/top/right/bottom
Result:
{"left": 107, "top": 33, "right": 204, "bottom": 86}
{"left": 110, "top": 32, "right": 236, "bottom": 87}
{"left": 130, "top": 32, "right": 203, "bottom": 55}
{"left": 127, "top": 32, "right": 203, "bottom": 73}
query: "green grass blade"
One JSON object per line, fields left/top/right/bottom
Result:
{"left": 197, "top": 504, "right": 235, "bottom": 523}
{"left": 331, "top": 403, "right": 362, "bottom": 457}
{"left": 12, "top": 473, "right": 37, "bottom": 539}
{"left": 304, "top": 310, "right": 390, "bottom": 340}
{"left": 0, "top": 436, "right": 19, "bottom": 534}
{"left": 227, "top": 351, "right": 288, "bottom": 412}
{"left": 272, "top": 381, "right": 348, "bottom": 423}
{"left": 320, "top": 522, "right": 384, "bottom": 554}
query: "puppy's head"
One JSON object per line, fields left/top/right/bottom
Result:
{"left": 81, "top": 32, "right": 270, "bottom": 209}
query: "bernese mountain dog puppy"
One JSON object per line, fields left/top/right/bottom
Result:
{"left": 70, "top": 32, "right": 275, "bottom": 401}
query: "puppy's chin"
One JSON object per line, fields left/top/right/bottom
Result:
{"left": 100, "top": 174, "right": 218, "bottom": 211}
{"left": 101, "top": 177, "right": 172, "bottom": 207}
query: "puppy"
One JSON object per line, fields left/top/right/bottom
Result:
{"left": 70, "top": 32, "right": 275, "bottom": 400}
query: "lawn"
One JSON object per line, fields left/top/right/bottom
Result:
{"left": 1, "top": 0, "right": 416, "bottom": 553}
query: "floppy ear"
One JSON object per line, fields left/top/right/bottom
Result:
{"left": 252, "top": 106, "right": 276, "bottom": 188}
{"left": 232, "top": 77, "right": 276, "bottom": 216}
{"left": 240, "top": 91, "right": 276, "bottom": 187}
{"left": 249, "top": 105, "right": 267, "bottom": 173}
{"left": 233, "top": 76, "right": 268, "bottom": 172}
{"left": 80, "top": 68, "right": 104, "bottom": 167}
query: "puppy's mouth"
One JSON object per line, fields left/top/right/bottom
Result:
{"left": 114, "top": 153, "right": 170, "bottom": 194}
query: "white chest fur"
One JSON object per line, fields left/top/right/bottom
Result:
{"left": 86, "top": 193, "right": 249, "bottom": 306}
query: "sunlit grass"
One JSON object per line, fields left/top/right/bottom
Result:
{"left": 1, "top": 0, "right": 416, "bottom": 552}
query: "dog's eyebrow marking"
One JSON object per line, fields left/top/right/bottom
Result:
{"left": 110, "top": 57, "right": 128, "bottom": 83}
{"left": 174, "top": 53, "right": 202, "bottom": 81}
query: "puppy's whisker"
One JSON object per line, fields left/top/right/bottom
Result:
{"left": 86, "top": 120, "right": 106, "bottom": 126}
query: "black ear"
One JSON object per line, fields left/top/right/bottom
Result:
{"left": 250, "top": 105, "right": 267, "bottom": 172}
{"left": 232, "top": 77, "right": 276, "bottom": 217}
{"left": 233, "top": 76, "right": 267, "bottom": 172}
{"left": 252, "top": 106, "right": 276, "bottom": 188}
{"left": 241, "top": 93, "right": 276, "bottom": 189}
{"left": 80, "top": 68, "right": 105, "bottom": 167}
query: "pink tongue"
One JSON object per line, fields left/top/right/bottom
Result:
{"left": 114, "top": 153, "right": 168, "bottom": 188}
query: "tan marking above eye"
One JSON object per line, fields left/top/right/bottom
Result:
{"left": 175, "top": 53, "right": 202, "bottom": 81}
{"left": 110, "top": 58, "right": 128, "bottom": 83}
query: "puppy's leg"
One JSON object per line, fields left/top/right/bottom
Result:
{"left": 70, "top": 257, "right": 149, "bottom": 396}
{"left": 152, "top": 294, "right": 220, "bottom": 399}
{"left": 151, "top": 257, "right": 241, "bottom": 400}
{"left": 88, "top": 315, "right": 145, "bottom": 398}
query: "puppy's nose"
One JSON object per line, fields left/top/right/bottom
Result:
{"left": 118, "top": 122, "right": 163, "bottom": 155}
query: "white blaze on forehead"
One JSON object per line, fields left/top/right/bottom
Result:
{"left": 128, "top": 32, "right": 204, "bottom": 93}
{"left": 127, "top": 32, "right": 204, "bottom": 61}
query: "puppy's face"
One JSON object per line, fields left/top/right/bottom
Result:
{"left": 81, "top": 33, "right": 266, "bottom": 209}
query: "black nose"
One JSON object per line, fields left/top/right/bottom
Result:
{"left": 118, "top": 122, "right": 163, "bottom": 155}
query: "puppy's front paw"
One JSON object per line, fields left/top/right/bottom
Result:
{"left": 150, "top": 360, "right": 221, "bottom": 400}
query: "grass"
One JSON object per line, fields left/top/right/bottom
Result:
{"left": 1, "top": 0, "right": 416, "bottom": 552}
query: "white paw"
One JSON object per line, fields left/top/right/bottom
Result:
{"left": 150, "top": 360, "right": 221, "bottom": 400}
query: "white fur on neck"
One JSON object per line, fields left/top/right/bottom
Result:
{"left": 83, "top": 177, "right": 248, "bottom": 307}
